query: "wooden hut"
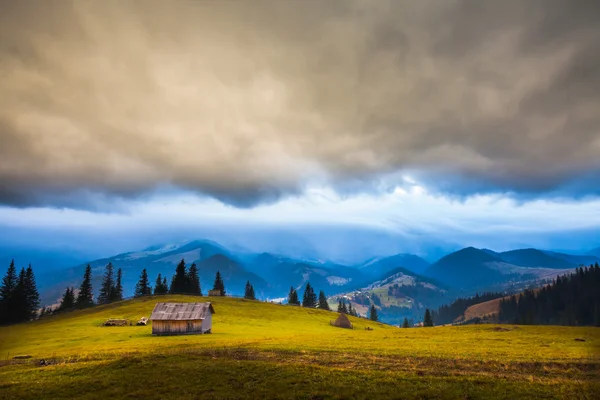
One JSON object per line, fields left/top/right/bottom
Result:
{"left": 150, "top": 302, "right": 215, "bottom": 335}
{"left": 331, "top": 312, "right": 353, "bottom": 329}
{"left": 208, "top": 289, "right": 223, "bottom": 296}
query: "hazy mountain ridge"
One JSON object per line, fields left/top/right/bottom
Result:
{"left": 17, "top": 240, "right": 598, "bottom": 308}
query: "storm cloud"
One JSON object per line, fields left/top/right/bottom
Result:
{"left": 1, "top": 0, "right": 599, "bottom": 208}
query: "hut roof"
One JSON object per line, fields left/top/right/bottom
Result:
{"left": 332, "top": 312, "right": 353, "bottom": 329}
{"left": 150, "top": 302, "right": 215, "bottom": 321}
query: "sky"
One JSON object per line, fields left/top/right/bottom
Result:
{"left": 0, "top": 1, "right": 599, "bottom": 264}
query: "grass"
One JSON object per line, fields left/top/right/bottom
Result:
{"left": 1, "top": 295, "right": 599, "bottom": 399}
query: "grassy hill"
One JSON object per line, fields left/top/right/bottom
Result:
{"left": 1, "top": 295, "right": 599, "bottom": 399}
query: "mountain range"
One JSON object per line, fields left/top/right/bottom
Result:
{"left": 9, "top": 239, "right": 599, "bottom": 323}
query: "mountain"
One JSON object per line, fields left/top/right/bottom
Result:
{"left": 498, "top": 249, "right": 576, "bottom": 269}
{"left": 358, "top": 253, "right": 430, "bottom": 277}
{"left": 35, "top": 240, "right": 251, "bottom": 305}
{"left": 424, "top": 247, "right": 508, "bottom": 289}
{"left": 329, "top": 266, "right": 447, "bottom": 324}
{"left": 424, "top": 247, "right": 582, "bottom": 292}
{"left": 194, "top": 254, "right": 269, "bottom": 296}
{"left": 540, "top": 251, "right": 600, "bottom": 267}
{"left": 586, "top": 247, "right": 600, "bottom": 257}
{"left": 246, "top": 253, "right": 365, "bottom": 296}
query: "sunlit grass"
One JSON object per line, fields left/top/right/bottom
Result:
{"left": 1, "top": 295, "right": 598, "bottom": 399}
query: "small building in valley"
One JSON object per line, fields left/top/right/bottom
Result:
{"left": 150, "top": 302, "right": 215, "bottom": 335}
{"left": 208, "top": 289, "right": 223, "bottom": 296}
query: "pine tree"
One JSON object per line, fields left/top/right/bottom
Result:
{"left": 12, "top": 268, "right": 28, "bottom": 322}
{"left": 347, "top": 301, "right": 355, "bottom": 316}
{"left": 424, "top": 309, "right": 434, "bottom": 327}
{"left": 318, "top": 290, "right": 330, "bottom": 310}
{"left": 369, "top": 305, "right": 379, "bottom": 322}
{"left": 402, "top": 317, "right": 410, "bottom": 328}
{"left": 288, "top": 286, "right": 300, "bottom": 305}
{"left": 23, "top": 265, "right": 40, "bottom": 320}
{"left": 0, "top": 259, "right": 18, "bottom": 324}
{"left": 244, "top": 281, "right": 256, "bottom": 300}
{"left": 113, "top": 268, "right": 123, "bottom": 301}
{"left": 58, "top": 287, "right": 75, "bottom": 311}
{"left": 212, "top": 271, "right": 226, "bottom": 296}
{"left": 341, "top": 300, "right": 348, "bottom": 314}
{"left": 76, "top": 265, "right": 94, "bottom": 308}
{"left": 302, "top": 282, "right": 317, "bottom": 308}
{"left": 187, "top": 263, "right": 202, "bottom": 295}
{"left": 337, "top": 299, "right": 343, "bottom": 313}
{"left": 134, "top": 269, "right": 152, "bottom": 297}
{"left": 98, "top": 263, "right": 114, "bottom": 304}
{"left": 170, "top": 259, "right": 188, "bottom": 294}
{"left": 154, "top": 273, "right": 167, "bottom": 295}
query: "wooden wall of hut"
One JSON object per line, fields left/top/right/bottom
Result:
{"left": 152, "top": 320, "right": 204, "bottom": 335}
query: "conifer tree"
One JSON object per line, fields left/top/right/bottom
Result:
{"left": 11, "top": 268, "right": 28, "bottom": 322}
{"left": 134, "top": 269, "right": 152, "bottom": 297}
{"left": 302, "top": 282, "right": 317, "bottom": 308}
{"left": 113, "top": 268, "right": 123, "bottom": 301}
{"left": 58, "top": 287, "right": 75, "bottom": 311}
{"left": 317, "top": 290, "right": 330, "bottom": 310}
{"left": 347, "top": 301, "right": 355, "bottom": 316}
{"left": 154, "top": 273, "right": 167, "bottom": 295}
{"left": 212, "top": 271, "right": 226, "bottom": 295}
{"left": 0, "top": 260, "right": 17, "bottom": 324}
{"left": 187, "top": 263, "right": 202, "bottom": 295}
{"left": 244, "top": 281, "right": 256, "bottom": 300}
{"left": 288, "top": 286, "right": 300, "bottom": 305}
{"left": 76, "top": 265, "right": 94, "bottom": 308}
{"left": 24, "top": 265, "right": 40, "bottom": 320}
{"left": 340, "top": 300, "right": 348, "bottom": 314}
{"left": 170, "top": 259, "right": 188, "bottom": 294}
{"left": 98, "top": 263, "right": 114, "bottom": 304}
{"left": 402, "top": 317, "right": 410, "bottom": 328}
{"left": 424, "top": 309, "right": 434, "bottom": 327}
{"left": 337, "top": 299, "right": 343, "bottom": 313}
{"left": 369, "top": 305, "right": 378, "bottom": 322}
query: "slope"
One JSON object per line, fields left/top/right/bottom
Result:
{"left": 246, "top": 252, "right": 365, "bottom": 295}
{"left": 359, "top": 253, "right": 431, "bottom": 277}
{"left": 35, "top": 240, "right": 246, "bottom": 304}
{"left": 330, "top": 267, "right": 447, "bottom": 324}
{"left": 499, "top": 249, "right": 577, "bottom": 269}
{"left": 1, "top": 296, "right": 598, "bottom": 400}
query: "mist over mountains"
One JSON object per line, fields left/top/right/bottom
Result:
{"left": 9, "top": 237, "right": 597, "bottom": 322}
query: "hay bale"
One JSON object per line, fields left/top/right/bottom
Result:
{"left": 331, "top": 313, "right": 353, "bottom": 329}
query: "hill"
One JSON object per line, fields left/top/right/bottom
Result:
{"left": 358, "top": 253, "right": 431, "bottom": 277}
{"left": 462, "top": 296, "right": 507, "bottom": 322}
{"left": 424, "top": 247, "right": 507, "bottom": 289}
{"left": 246, "top": 252, "right": 365, "bottom": 296}
{"left": 424, "top": 247, "right": 579, "bottom": 292}
{"left": 499, "top": 248, "right": 576, "bottom": 269}
{"left": 0, "top": 295, "right": 598, "bottom": 399}
{"left": 330, "top": 267, "right": 448, "bottom": 324}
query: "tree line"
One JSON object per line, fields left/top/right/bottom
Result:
{"left": 0, "top": 260, "right": 39, "bottom": 324}
{"left": 1, "top": 258, "right": 262, "bottom": 323}
{"left": 2, "top": 257, "right": 437, "bottom": 326}
{"left": 499, "top": 264, "right": 600, "bottom": 326}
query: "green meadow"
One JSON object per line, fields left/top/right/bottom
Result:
{"left": 1, "top": 295, "right": 599, "bottom": 399}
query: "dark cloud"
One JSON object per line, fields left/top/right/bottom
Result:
{"left": 0, "top": 0, "right": 599, "bottom": 208}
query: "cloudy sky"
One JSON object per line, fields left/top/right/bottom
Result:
{"left": 0, "top": 1, "right": 599, "bottom": 262}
